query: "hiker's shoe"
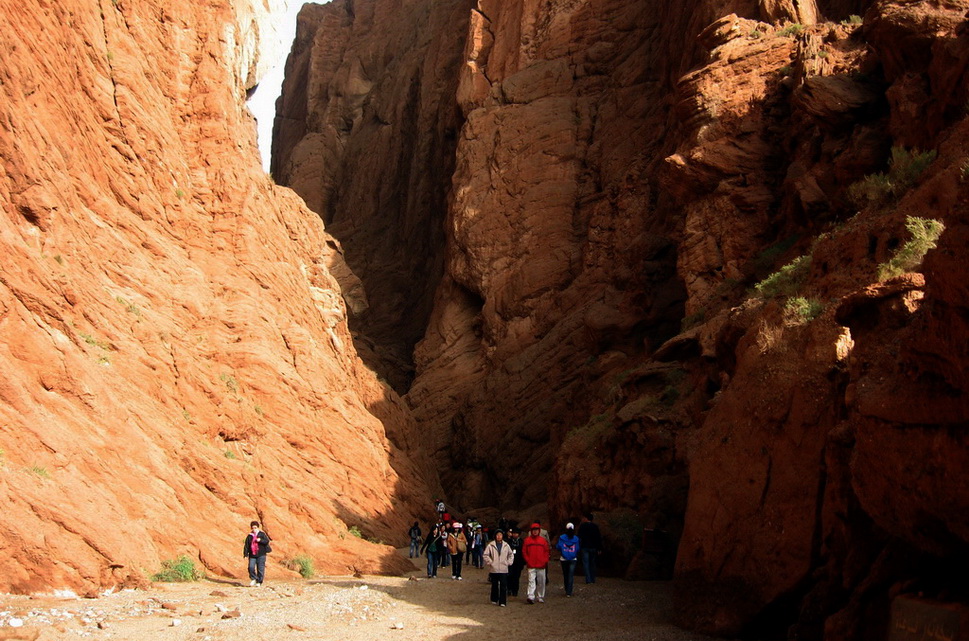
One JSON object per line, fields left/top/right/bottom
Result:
{"left": 249, "top": 580, "right": 257, "bottom": 587}
{"left": 526, "top": 599, "right": 534, "bottom": 605}
{"left": 537, "top": 597, "right": 545, "bottom": 603}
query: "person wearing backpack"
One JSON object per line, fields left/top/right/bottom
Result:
{"left": 243, "top": 520, "right": 272, "bottom": 587}
{"left": 446, "top": 522, "right": 468, "bottom": 580}
{"left": 408, "top": 521, "right": 422, "bottom": 558}
{"left": 555, "top": 523, "right": 581, "bottom": 597}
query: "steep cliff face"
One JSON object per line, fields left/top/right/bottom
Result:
{"left": 272, "top": 0, "right": 475, "bottom": 393}
{"left": 0, "top": 0, "right": 435, "bottom": 594}
{"left": 277, "top": 0, "right": 969, "bottom": 638}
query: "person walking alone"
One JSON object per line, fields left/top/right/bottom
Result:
{"left": 555, "top": 523, "right": 581, "bottom": 596}
{"left": 483, "top": 529, "right": 514, "bottom": 606}
{"left": 577, "top": 513, "right": 602, "bottom": 584}
{"left": 420, "top": 525, "right": 444, "bottom": 578}
{"left": 243, "top": 520, "right": 272, "bottom": 587}
{"left": 522, "top": 522, "right": 550, "bottom": 604}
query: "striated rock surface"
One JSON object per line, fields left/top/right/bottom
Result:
{"left": 0, "top": 0, "right": 436, "bottom": 594}
{"left": 277, "top": 0, "right": 969, "bottom": 638}
{"left": 272, "top": 0, "right": 476, "bottom": 392}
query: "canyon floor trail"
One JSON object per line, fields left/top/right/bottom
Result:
{"left": 0, "top": 550, "right": 720, "bottom": 641}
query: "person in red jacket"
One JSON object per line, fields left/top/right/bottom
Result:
{"left": 521, "top": 522, "right": 550, "bottom": 604}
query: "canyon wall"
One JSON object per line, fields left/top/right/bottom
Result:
{"left": 276, "top": 0, "right": 969, "bottom": 638}
{"left": 0, "top": 0, "right": 436, "bottom": 594}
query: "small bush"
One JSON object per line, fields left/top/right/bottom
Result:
{"left": 151, "top": 555, "right": 203, "bottom": 582}
{"left": 847, "top": 147, "right": 937, "bottom": 208}
{"left": 220, "top": 373, "right": 238, "bottom": 393}
{"left": 26, "top": 465, "right": 50, "bottom": 478}
{"left": 754, "top": 255, "right": 811, "bottom": 298}
{"left": 284, "top": 554, "right": 315, "bottom": 579}
{"left": 750, "top": 29, "right": 763, "bottom": 38}
{"left": 877, "top": 217, "right": 945, "bottom": 281}
{"left": 785, "top": 297, "right": 824, "bottom": 323}
{"left": 777, "top": 23, "right": 804, "bottom": 37}
{"left": 779, "top": 65, "right": 793, "bottom": 76}
{"left": 841, "top": 15, "right": 863, "bottom": 26}
{"left": 224, "top": 450, "right": 236, "bottom": 459}
{"left": 348, "top": 525, "right": 363, "bottom": 538}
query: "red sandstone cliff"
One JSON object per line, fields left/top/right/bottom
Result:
{"left": 0, "top": 0, "right": 437, "bottom": 594}
{"left": 276, "top": 0, "right": 969, "bottom": 638}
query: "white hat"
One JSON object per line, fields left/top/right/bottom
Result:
{"left": 566, "top": 522, "right": 575, "bottom": 529}
{"left": 452, "top": 522, "right": 462, "bottom": 528}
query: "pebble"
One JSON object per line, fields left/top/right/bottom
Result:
{"left": 8, "top": 618, "right": 23, "bottom": 627}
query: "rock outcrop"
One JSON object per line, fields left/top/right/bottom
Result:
{"left": 0, "top": 0, "right": 435, "bottom": 594}
{"left": 276, "top": 0, "right": 969, "bottom": 638}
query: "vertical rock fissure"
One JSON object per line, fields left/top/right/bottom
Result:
{"left": 97, "top": 0, "right": 132, "bottom": 151}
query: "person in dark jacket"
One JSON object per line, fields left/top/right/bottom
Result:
{"left": 507, "top": 527, "right": 525, "bottom": 596}
{"left": 420, "top": 525, "right": 444, "bottom": 578}
{"left": 243, "top": 520, "right": 272, "bottom": 586}
{"left": 408, "top": 521, "right": 422, "bottom": 558}
{"left": 577, "top": 512, "right": 602, "bottom": 584}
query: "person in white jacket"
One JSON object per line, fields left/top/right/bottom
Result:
{"left": 483, "top": 529, "right": 515, "bottom": 606}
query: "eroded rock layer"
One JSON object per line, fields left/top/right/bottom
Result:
{"left": 0, "top": 0, "right": 435, "bottom": 594}
{"left": 277, "top": 0, "right": 969, "bottom": 638}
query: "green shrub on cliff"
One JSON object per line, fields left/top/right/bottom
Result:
{"left": 777, "top": 23, "right": 804, "bottom": 37}
{"left": 784, "top": 296, "right": 823, "bottom": 323}
{"left": 847, "top": 147, "right": 937, "bottom": 208}
{"left": 754, "top": 255, "right": 811, "bottom": 298}
{"left": 877, "top": 216, "right": 945, "bottom": 281}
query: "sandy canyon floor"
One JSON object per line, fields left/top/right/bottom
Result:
{"left": 0, "top": 550, "right": 719, "bottom": 641}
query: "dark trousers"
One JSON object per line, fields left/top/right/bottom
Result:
{"left": 451, "top": 553, "right": 463, "bottom": 578}
{"left": 561, "top": 559, "right": 577, "bottom": 595}
{"left": 581, "top": 548, "right": 597, "bottom": 583}
{"left": 508, "top": 564, "right": 523, "bottom": 595}
{"left": 426, "top": 551, "right": 438, "bottom": 577}
{"left": 247, "top": 554, "right": 266, "bottom": 583}
{"left": 472, "top": 547, "right": 483, "bottom": 568}
{"left": 441, "top": 551, "right": 450, "bottom": 567}
{"left": 490, "top": 572, "right": 509, "bottom": 605}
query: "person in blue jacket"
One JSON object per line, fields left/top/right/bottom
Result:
{"left": 555, "top": 522, "right": 581, "bottom": 597}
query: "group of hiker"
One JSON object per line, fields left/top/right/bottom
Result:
{"left": 241, "top": 503, "right": 605, "bottom": 600}
{"left": 410, "top": 504, "right": 604, "bottom": 606}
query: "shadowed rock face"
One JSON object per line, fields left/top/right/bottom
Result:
{"left": 276, "top": 0, "right": 969, "bottom": 638}
{"left": 0, "top": 0, "right": 438, "bottom": 594}
{"left": 272, "top": 0, "right": 475, "bottom": 393}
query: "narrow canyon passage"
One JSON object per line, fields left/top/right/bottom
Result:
{"left": 0, "top": 552, "right": 718, "bottom": 641}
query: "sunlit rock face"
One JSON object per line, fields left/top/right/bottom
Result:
{"left": 0, "top": 0, "right": 437, "bottom": 594}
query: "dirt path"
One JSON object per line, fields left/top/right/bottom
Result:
{"left": 0, "top": 551, "right": 718, "bottom": 641}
